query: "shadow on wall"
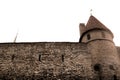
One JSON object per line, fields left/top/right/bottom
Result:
{"left": 0, "top": 73, "right": 119, "bottom": 80}
{"left": 0, "top": 75, "right": 91, "bottom": 80}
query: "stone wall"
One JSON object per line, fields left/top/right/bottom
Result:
{"left": 0, "top": 42, "right": 94, "bottom": 80}
{"left": 86, "top": 38, "right": 120, "bottom": 80}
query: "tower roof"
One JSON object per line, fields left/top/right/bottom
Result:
{"left": 80, "top": 15, "right": 113, "bottom": 38}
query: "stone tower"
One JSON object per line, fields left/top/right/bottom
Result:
{"left": 79, "top": 15, "right": 120, "bottom": 79}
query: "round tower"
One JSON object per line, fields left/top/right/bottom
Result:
{"left": 79, "top": 15, "right": 120, "bottom": 79}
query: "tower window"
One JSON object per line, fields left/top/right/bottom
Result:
{"left": 101, "top": 31, "right": 105, "bottom": 38}
{"left": 87, "top": 34, "right": 91, "bottom": 40}
{"left": 94, "top": 64, "right": 101, "bottom": 71}
{"left": 62, "top": 54, "right": 64, "bottom": 62}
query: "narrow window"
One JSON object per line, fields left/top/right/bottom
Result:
{"left": 62, "top": 54, "right": 64, "bottom": 62}
{"left": 99, "top": 76, "right": 102, "bottom": 80}
{"left": 74, "top": 76, "right": 80, "bottom": 80}
{"left": 94, "top": 64, "right": 101, "bottom": 71}
{"left": 101, "top": 31, "right": 105, "bottom": 38}
{"left": 40, "top": 78, "right": 44, "bottom": 80}
{"left": 113, "top": 75, "right": 117, "bottom": 80}
{"left": 39, "top": 54, "right": 41, "bottom": 61}
{"left": 87, "top": 34, "right": 91, "bottom": 40}
{"left": 12, "top": 54, "right": 15, "bottom": 61}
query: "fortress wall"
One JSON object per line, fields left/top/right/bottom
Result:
{"left": 0, "top": 42, "right": 93, "bottom": 79}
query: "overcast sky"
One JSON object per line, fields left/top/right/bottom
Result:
{"left": 0, "top": 0, "right": 120, "bottom": 46}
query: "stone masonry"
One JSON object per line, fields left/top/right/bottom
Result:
{"left": 0, "top": 15, "right": 120, "bottom": 80}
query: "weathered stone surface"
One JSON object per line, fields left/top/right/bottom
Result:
{"left": 0, "top": 42, "right": 94, "bottom": 79}
{"left": 1, "top": 15, "right": 120, "bottom": 80}
{"left": 0, "top": 42, "right": 119, "bottom": 79}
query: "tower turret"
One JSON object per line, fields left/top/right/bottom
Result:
{"left": 79, "top": 15, "right": 120, "bottom": 79}
{"left": 79, "top": 15, "right": 114, "bottom": 43}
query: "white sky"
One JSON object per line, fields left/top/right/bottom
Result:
{"left": 0, "top": 0, "right": 120, "bottom": 46}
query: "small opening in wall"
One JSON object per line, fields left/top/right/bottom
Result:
{"left": 62, "top": 54, "right": 64, "bottom": 62}
{"left": 12, "top": 54, "right": 15, "bottom": 61}
{"left": 113, "top": 75, "right": 117, "bottom": 80}
{"left": 40, "top": 77, "right": 44, "bottom": 80}
{"left": 87, "top": 34, "right": 91, "bottom": 40}
{"left": 101, "top": 31, "right": 105, "bottom": 38}
{"left": 39, "top": 54, "right": 41, "bottom": 61}
{"left": 99, "top": 76, "right": 102, "bottom": 80}
{"left": 94, "top": 64, "right": 101, "bottom": 71}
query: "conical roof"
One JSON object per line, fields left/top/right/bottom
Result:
{"left": 81, "top": 15, "right": 113, "bottom": 38}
